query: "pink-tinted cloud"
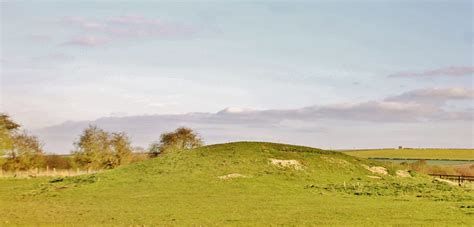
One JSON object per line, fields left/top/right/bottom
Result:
{"left": 81, "top": 22, "right": 106, "bottom": 30}
{"left": 35, "top": 87, "right": 473, "bottom": 152}
{"left": 390, "top": 66, "right": 474, "bottom": 77}
{"left": 107, "top": 15, "right": 162, "bottom": 25}
{"left": 64, "top": 35, "right": 109, "bottom": 47}
{"left": 213, "top": 88, "right": 473, "bottom": 123}
{"left": 385, "top": 87, "right": 474, "bottom": 104}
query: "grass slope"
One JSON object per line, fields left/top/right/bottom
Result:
{"left": 1, "top": 142, "right": 473, "bottom": 225}
{"left": 343, "top": 148, "right": 474, "bottom": 160}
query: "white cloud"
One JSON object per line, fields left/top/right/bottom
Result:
{"left": 35, "top": 88, "right": 473, "bottom": 152}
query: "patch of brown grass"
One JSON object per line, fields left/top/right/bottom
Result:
{"left": 402, "top": 161, "right": 474, "bottom": 176}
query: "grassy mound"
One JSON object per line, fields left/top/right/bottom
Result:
{"left": 1, "top": 142, "right": 472, "bottom": 225}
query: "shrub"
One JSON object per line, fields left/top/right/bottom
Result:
{"left": 72, "top": 125, "right": 133, "bottom": 170}
{"left": 130, "top": 153, "right": 149, "bottom": 163}
{"left": 152, "top": 127, "right": 203, "bottom": 154}
{"left": 2, "top": 132, "right": 45, "bottom": 171}
{"left": 44, "top": 155, "right": 73, "bottom": 169}
{"left": 148, "top": 142, "right": 161, "bottom": 157}
{"left": 453, "top": 165, "right": 474, "bottom": 176}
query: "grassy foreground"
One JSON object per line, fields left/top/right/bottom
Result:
{"left": 343, "top": 148, "right": 474, "bottom": 160}
{"left": 1, "top": 142, "right": 473, "bottom": 225}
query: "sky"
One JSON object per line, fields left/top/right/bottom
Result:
{"left": 1, "top": 0, "right": 473, "bottom": 153}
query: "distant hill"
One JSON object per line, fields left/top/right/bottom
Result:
{"left": 343, "top": 148, "right": 474, "bottom": 160}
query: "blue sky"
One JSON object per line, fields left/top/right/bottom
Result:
{"left": 1, "top": 1, "right": 473, "bottom": 152}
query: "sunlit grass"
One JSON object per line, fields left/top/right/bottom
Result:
{"left": 0, "top": 142, "right": 472, "bottom": 225}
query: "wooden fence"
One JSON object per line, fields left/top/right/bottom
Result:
{"left": 428, "top": 174, "right": 474, "bottom": 186}
{"left": 0, "top": 168, "right": 95, "bottom": 178}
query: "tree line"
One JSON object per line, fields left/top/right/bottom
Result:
{"left": 0, "top": 114, "right": 203, "bottom": 171}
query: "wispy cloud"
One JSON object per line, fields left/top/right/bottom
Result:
{"left": 63, "top": 35, "right": 109, "bottom": 47}
{"left": 389, "top": 66, "right": 474, "bottom": 78}
{"left": 26, "top": 34, "right": 52, "bottom": 43}
{"left": 61, "top": 14, "right": 198, "bottom": 46}
{"left": 106, "top": 15, "right": 162, "bottom": 25}
{"left": 385, "top": 88, "right": 474, "bottom": 104}
{"left": 61, "top": 16, "right": 106, "bottom": 30}
{"left": 1, "top": 53, "right": 74, "bottom": 69}
{"left": 30, "top": 53, "right": 75, "bottom": 63}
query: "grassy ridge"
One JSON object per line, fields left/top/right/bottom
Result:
{"left": 343, "top": 148, "right": 474, "bottom": 160}
{"left": 0, "top": 142, "right": 472, "bottom": 225}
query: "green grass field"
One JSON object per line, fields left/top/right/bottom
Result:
{"left": 343, "top": 148, "right": 474, "bottom": 160}
{"left": 1, "top": 142, "right": 473, "bottom": 225}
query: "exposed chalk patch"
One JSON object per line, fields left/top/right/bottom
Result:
{"left": 269, "top": 159, "right": 303, "bottom": 170}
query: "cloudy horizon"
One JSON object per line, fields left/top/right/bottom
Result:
{"left": 1, "top": 1, "right": 473, "bottom": 153}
